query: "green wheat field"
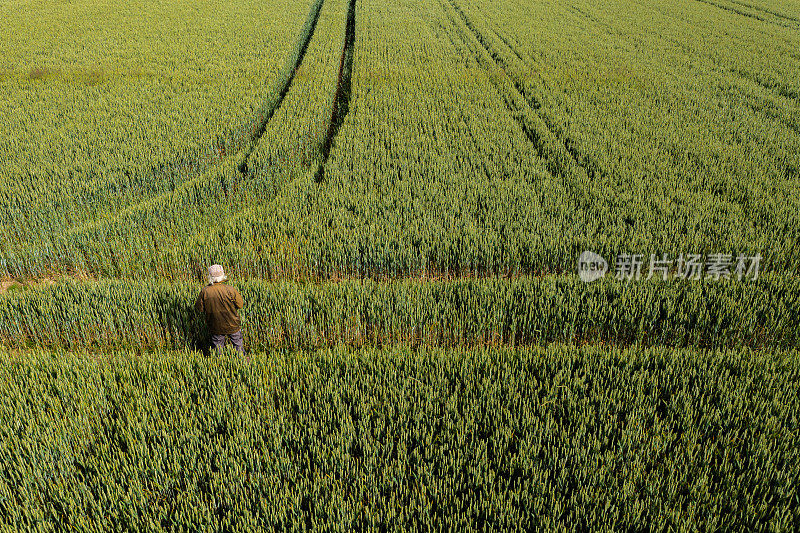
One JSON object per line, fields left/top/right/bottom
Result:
{"left": 0, "top": 0, "right": 799, "bottom": 529}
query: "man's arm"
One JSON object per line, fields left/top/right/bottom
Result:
{"left": 234, "top": 288, "right": 243, "bottom": 310}
{"left": 195, "top": 290, "right": 204, "bottom": 313}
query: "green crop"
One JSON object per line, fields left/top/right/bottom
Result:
{"left": 0, "top": 0, "right": 798, "bottom": 528}
{"left": 0, "top": 344, "right": 797, "bottom": 530}
{"left": 0, "top": 275, "right": 797, "bottom": 351}
{"left": 2, "top": 0, "right": 798, "bottom": 281}
{"left": 0, "top": 0, "right": 310, "bottom": 255}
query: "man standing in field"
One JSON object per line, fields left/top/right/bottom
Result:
{"left": 195, "top": 264, "right": 245, "bottom": 355}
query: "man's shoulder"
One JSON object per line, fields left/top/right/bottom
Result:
{"left": 200, "top": 284, "right": 219, "bottom": 298}
{"left": 224, "top": 284, "right": 241, "bottom": 296}
{"left": 205, "top": 283, "right": 239, "bottom": 296}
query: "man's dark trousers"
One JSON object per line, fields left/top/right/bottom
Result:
{"left": 211, "top": 330, "right": 244, "bottom": 355}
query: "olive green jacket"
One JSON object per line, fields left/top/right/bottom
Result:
{"left": 195, "top": 282, "right": 244, "bottom": 335}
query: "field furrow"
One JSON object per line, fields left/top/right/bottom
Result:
{"left": 316, "top": 0, "right": 358, "bottom": 182}
{"left": 692, "top": 0, "right": 800, "bottom": 27}
{"left": 238, "top": 0, "right": 327, "bottom": 176}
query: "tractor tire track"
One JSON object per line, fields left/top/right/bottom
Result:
{"left": 314, "top": 0, "right": 357, "bottom": 183}
{"left": 728, "top": 0, "right": 800, "bottom": 22}
{"left": 691, "top": 0, "right": 800, "bottom": 29}
{"left": 441, "top": 0, "right": 597, "bottom": 185}
{"left": 485, "top": 21, "right": 526, "bottom": 64}
{"left": 729, "top": 67, "right": 800, "bottom": 103}
{"left": 722, "top": 79, "right": 800, "bottom": 138}
{"left": 238, "top": 0, "right": 327, "bottom": 175}
{"left": 1, "top": 0, "right": 328, "bottom": 280}
{"left": 461, "top": 0, "right": 614, "bottom": 181}
{"left": 433, "top": 9, "right": 531, "bottom": 183}
{"left": 438, "top": 0, "right": 560, "bottom": 174}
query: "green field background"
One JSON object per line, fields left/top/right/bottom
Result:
{"left": 1, "top": 0, "right": 799, "bottom": 529}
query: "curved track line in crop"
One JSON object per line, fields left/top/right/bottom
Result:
{"left": 314, "top": 0, "right": 357, "bottom": 183}
{"left": 727, "top": 0, "right": 800, "bottom": 22}
{"left": 691, "top": 0, "right": 800, "bottom": 28}
{"left": 238, "top": 0, "right": 327, "bottom": 175}
{"left": 729, "top": 67, "right": 800, "bottom": 103}
{"left": 441, "top": 0, "right": 598, "bottom": 183}
{"left": 436, "top": 0, "right": 548, "bottom": 158}
{"left": 448, "top": 0, "right": 566, "bottom": 163}
{"left": 725, "top": 84, "right": 800, "bottom": 138}
{"left": 490, "top": 29, "right": 528, "bottom": 65}
{"left": 445, "top": 0, "right": 538, "bottom": 108}
{"left": 0, "top": 0, "right": 328, "bottom": 279}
